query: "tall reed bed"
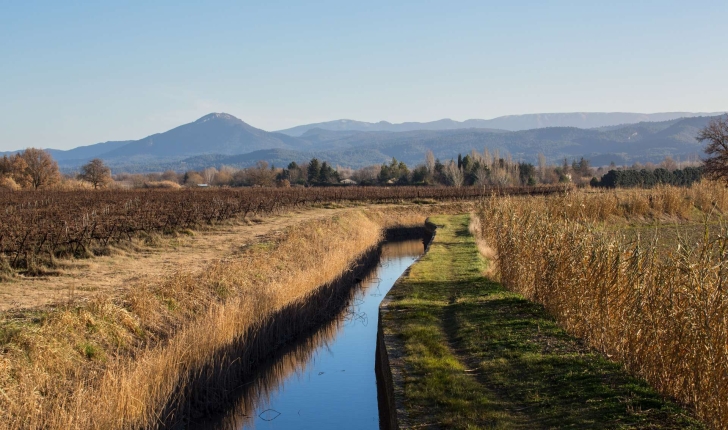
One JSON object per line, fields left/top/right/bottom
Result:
{"left": 476, "top": 183, "right": 728, "bottom": 428}
{"left": 0, "top": 208, "right": 427, "bottom": 429}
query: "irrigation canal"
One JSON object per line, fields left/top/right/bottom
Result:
{"left": 190, "top": 238, "right": 426, "bottom": 430}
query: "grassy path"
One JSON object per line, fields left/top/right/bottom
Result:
{"left": 380, "top": 214, "right": 702, "bottom": 429}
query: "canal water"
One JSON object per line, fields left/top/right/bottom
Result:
{"left": 191, "top": 239, "right": 425, "bottom": 430}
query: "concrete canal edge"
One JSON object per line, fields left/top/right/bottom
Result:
{"left": 376, "top": 220, "right": 437, "bottom": 430}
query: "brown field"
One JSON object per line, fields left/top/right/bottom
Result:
{"left": 0, "top": 196, "right": 476, "bottom": 429}
{"left": 477, "top": 181, "right": 728, "bottom": 429}
{"left": 1, "top": 182, "right": 725, "bottom": 429}
{"left": 0, "top": 206, "right": 349, "bottom": 310}
{"left": 0, "top": 185, "right": 565, "bottom": 275}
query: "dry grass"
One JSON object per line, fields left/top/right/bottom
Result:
{"left": 0, "top": 205, "right": 435, "bottom": 429}
{"left": 476, "top": 182, "right": 728, "bottom": 429}
{"left": 522, "top": 181, "right": 728, "bottom": 223}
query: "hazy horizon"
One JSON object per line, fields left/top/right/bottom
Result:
{"left": 1, "top": 1, "right": 727, "bottom": 151}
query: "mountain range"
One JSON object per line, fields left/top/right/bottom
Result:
{"left": 276, "top": 112, "right": 724, "bottom": 136}
{"left": 2, "top": 112, "right": 724, "bottom": 173}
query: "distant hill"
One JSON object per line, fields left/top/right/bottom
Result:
{"left": 4, "top": 112, "right": 724, "bottom": 173}
{"left": 277, "top": 112, "right": 725, "bottom": 136}
{"left": 98, "top": 113, "right": 305, "bottom": 159}
{"left": 277, "top": 119, "right": 509, "bottom": 136}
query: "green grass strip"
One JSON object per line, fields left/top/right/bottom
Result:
{"left": 381, "top": 214, "right": 702, "bottom": 429}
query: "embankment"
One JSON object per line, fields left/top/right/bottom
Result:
{"left": 377, "top": 215, "right": 702, "bottom": 428}
{"left": 0, "top": 206, "right": 433, "bottom": 429}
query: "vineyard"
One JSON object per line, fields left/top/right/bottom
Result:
{"left": 0, "top": 185, "right": 565, "bottom": 270}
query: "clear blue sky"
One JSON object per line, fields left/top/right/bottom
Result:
{"left": 1, "top": 1, "right": 726, "bottom": 151}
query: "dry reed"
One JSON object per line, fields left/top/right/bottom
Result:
{"left": 0, "top": 207, "right": 429, "bottom": 429}
{"left": 477, "top": 182, "right": 728, "bottom": 428}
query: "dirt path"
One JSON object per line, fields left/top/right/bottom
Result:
{"left": 0, "top": 206, "right": 350, "bottom": 310}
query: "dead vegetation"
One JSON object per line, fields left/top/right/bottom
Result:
{"left": 0, "top": 203, "right": 457, "bottom": 429}
{"left": 476, "top": 181, "right": 728, "bottom": 429}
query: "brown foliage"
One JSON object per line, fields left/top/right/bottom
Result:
{"left": 18, "top": 148, "right": 60, "bottom": 189}
{"left": 0, "top": 207, "right": 428, "bottom": 429}
{"left": 478, "top": 186, "right": 728, "bottom": 428}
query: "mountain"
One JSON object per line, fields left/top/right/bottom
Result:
{"left": 277, "top": 112, "right": 725, "bottom": 136}
{"left": 277, "top": 119, "right": 509, "bottom": 136}
{"left": 5, "top": 112, "right": 723, "bottom": 173}
{"left": 99, "top": 113, "right": 304, "bottom": 159}
{"left": 3, "top": 113, "right": 307, "bottom": 168}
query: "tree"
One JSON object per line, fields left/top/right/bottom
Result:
{"left": 160, "top": 170, "right": 180, "bottom": 183}
{"left": 183, "top": 171, "right": 204, "bottom": 186}
{"left": 307, "top": 158, "right": 321, "bottom": 184}
{"left": 202, "top": 167, "right": 218, "bottom": 184}
{"left": 78, "top": 158, "right": 112, "bottom": 189}
{"left": 0, "top": 154, "right": 31, "bottom": 188}
{"left": 318, "top": 161, "right": 339, "bottom": 184}
{"left": 537, "top": 153, "right": 546, "bottom": 182}
{"left": 471, "top": 165, "right": 487, "bottom": 185}
{"left": 425, "top": 150, "right": 435, "bottom": 174}
{"left": 378, "top": 158, "right": 410, "bottom": 184}
{"left": 248, "top": 161, "right": 276, "bottom": 186}
{"left": 19, "top": 148, "right": 60, "bottom": 189}
{"left": 444, "top": 160, "right": 464, "bottom": 187}
{"left": 698, "top": 115, "right": 728, "bottom": 182}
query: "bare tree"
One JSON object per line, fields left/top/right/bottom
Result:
{"left": 444, "top": 160, "right": 464, "bottom": 187}
{"left": 474, "top": 166, "right": 489, "bottom": 186}
{"left": 78, "top": 158, "right": 112, "bottom": 189}
{"left": 202, "top": 167, "right": 218, "bottom": 184}
{"left": 248, "top": 161, "right": 276, "bottom": 187}
{"left": 483, "top": 148, "right": 492, "bottom": 167}
{"left": 19, "top": 148, "right": 60, "bottom": 189}
{"left": 425, "top": 150, "right": 435, "bottom": 174}
{"left": 661, "top": 156, "right": 678, "bottom": 171}
{"left": 698, "top": 116, "right": 728, "bottom": 182}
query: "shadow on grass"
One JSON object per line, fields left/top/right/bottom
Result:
{"left": 383, "top": 215, "right": 701, "bottom": 429}
{"left": 437, "top": 276, "right": 702, "bottom": 429}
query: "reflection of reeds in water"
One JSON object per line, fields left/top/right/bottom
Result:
{"left": 379, "top": 239, "right": 426, "bottom": 260}
{"left": 191, "top": 240, "right": 424, "bottom": 430}
{"left": 194, "top": 311, "right": 343, "bottom": 430}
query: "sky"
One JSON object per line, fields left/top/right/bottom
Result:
{"left": 1, "top": 1, "right": 727, "bottom": 151}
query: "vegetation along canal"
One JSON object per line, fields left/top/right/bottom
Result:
{"left": 190, "top": 237, "right": 426, "bottom": 429}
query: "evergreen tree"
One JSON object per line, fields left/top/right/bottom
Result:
{"left": 307, "top": 158, "right": 321, "bottom": 184}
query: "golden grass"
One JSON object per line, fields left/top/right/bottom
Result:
{"left": 476, "top": 182, "right": 728, "bottom": 429}
{"left": 0, "top": 205, "right": 435, "bottom": 429}
{"left": 518, "top": 181, "right": 728, "bottom": 223}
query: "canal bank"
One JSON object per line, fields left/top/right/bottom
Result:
{"left": 189, "top": 235, "right": 428, "bottom": 429}
{"left": 377, "top": 215, "right": 702, "bottom": 429}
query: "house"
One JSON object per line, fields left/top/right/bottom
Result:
{"left": 340, "top": 178, "right": 357, "bottom": 185}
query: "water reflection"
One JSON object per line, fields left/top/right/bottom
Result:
{"left": 191, "top": 239, "right": 425, "bottom": 430}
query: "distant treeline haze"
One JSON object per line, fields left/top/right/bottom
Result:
{"left": 1, "top": 147, "right": 703, "bottom": 191}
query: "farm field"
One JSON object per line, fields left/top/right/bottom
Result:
{"left": 0, "top": 190, "right": 487, "bottom": 429}
{"left": 0, "top": 186, "right": 565, "bottom": 275}
{"left": 477, "top": 182, "right": 728, "bottom": 428}
{"left": 1, "top": 183, "right": 726, "bottom": 429}
{"left": 0, "top": 205, "right": 351, "bottom": 309}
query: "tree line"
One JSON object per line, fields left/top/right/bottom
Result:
{"left": 1, "top": 149, "right": 112, "bottom": 190}
{"left": 3, "top": 113, "right": 728, "bottom": 191}
{"left": 591, "top": 167, "right": 703, "bottom": 188}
